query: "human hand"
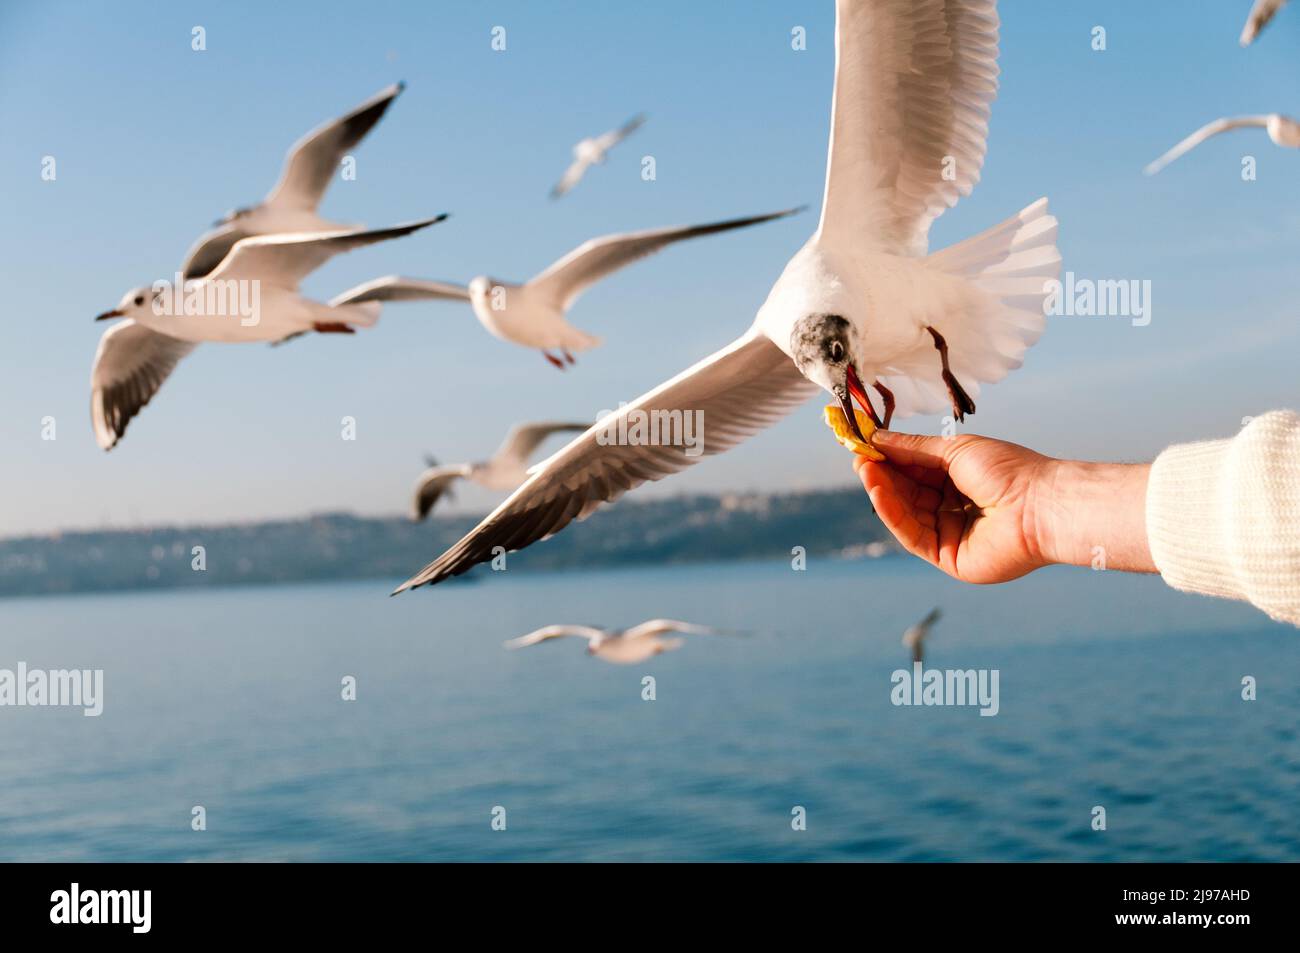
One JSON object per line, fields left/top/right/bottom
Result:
{"left": 853, "top": 430, "right": 1155, "bottom": 584}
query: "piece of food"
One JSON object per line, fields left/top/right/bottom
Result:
{"left": 823, "top": 404, "right": 885, "bottom": 460}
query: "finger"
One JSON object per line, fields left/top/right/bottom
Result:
{"left": 898, "top": 462, "right": 948, "bottom": 490}
{"left": 870, "top": 430, "right": 958, "bottom": 470}
{"left": 935, "top": 479, "right": 968, "bottom": 576}
{"left": 862, "top": 463, "right": 939, "bottom": 565}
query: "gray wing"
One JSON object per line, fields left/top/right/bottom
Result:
{"left": 492, "top": 421, "right": 590, "bottom": 468}
{"left": 595, "top": 113, "right": 647, "bottom": 151}
{"left": 527, "top": 207, "right": 803, "bottom": 310}
{"left": 1242, "top": 0, "right": 1289, "bottom": 45}
{"left": 90, "top": 320, "right": 198, "bottom": 450}
{"left": 411, "top": 465, "right": 469, "bottom": 521}
{"left": 819, "top": 0, "right": 1000, "bottom": 257}
{"left": 180, "top": 222, "right": 250, "bottom": 281}
{"left": 1142, "top": 116, "right": 1269, "bottom": 175}
{"left": 264, "top": 83, "right": 404, "bottom": 211}
{"left": 394, "top": 330, "right": 818, "bottom": 592}
{"left": 504, "top": 625, "right": 607, "bottom": 649}
{"left": 549, "top": 157, "right": 591, "bottom": 199}
{"left": 624, "top": 619, "right": 724, "bottom": 639}
{"left": 208, "top": 216, "right": 446, "bottom": 289}
{"left": 329, "top": 275, "right": 469, "bottom": 306}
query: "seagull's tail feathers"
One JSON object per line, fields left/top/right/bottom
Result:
{"left": 886, "top": 198, "right": 1059, "bottom": 415}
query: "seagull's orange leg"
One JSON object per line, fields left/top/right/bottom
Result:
{"left": 925, "top": 326, "right": 975, "bottom": 422}
{"left": 541, "top": 350, "right": 566, "bottom": 370}
{"left": 313, "top": 322, "right": 356, "bottom": 334}
{"left": 872, "top": 379, "right": 896, "bottom": 430}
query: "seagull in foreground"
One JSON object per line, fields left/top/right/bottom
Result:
{"left": 330, "top": 207, "right": 801, "bottom": 369}
{"left": 550, "top": 113, "right": 646, "bottom": 198}
{"left": 504, "top": 619, "right": 729, "bottom": 664}
{"left": 1143, "top": 114, "right": 1300, "bottom": 175}
{"left": 1241, "top": 0, "right": 1289, "bottom": 45}
{"left": 411, "top": 421, "right": 588, "bottom": 520}
{"left": 90, "top": 216, "right": 446, "bottom": 449}
{"left": 181, "top": 83, "right": 404, "bottom": 279}
{"left": 394, "top": 0, "right": 1060, "bottom": 593}
{"left": 902, "top": 607, "right": 942, "bottom": 664}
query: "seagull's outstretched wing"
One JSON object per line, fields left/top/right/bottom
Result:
{"left": 1241, "top": 0, "right": 1289, "bottom": 45}
{"left": 504, "top": 625, "right": 607, "bottom": 649}
{"left": 549, "top": 157, "right": 592, "bottom": 199}
{"left": 411, "top": 465, "right": 471, "bottom": 521}
{"left": 264, "top": 83, "right": 404, "bottom": 212}
{"left": 395, "top": 330, "right": 818, "bottom": 592}
{"left": 595, "top": 113, "right": 647, "bottom": 151}
{"left": 329, "top": 275, "right": 469, "bottom": 306}
{"left": 624, "top": 619, "right": 725, "bottom": 639}
{"left": 1143, "top": 116, "right": 1270, "bottom": 175}
{"left": 181, "top": 222, "right": 249, "bottom": 282}
{"left": 493, "top": 422, "right": 589, "bottom": 468}
{"left": 819, "top": 0, "right": 999, "bottom": 257}
{"left": 90, "top": 320, "right": 198, "bottom": 450}
{"left": 209, "top": 216, "right": 446, "bottom": 289}
{"left": 527, "top": 207, "right": 803, "bottom": 310}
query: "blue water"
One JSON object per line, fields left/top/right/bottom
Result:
{"left": 1, "top": 557, "right": 1297, "bottom": 861}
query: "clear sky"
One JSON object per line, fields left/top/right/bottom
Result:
{"left": 2, "top": 1, "right": 1297, "bottom": 537}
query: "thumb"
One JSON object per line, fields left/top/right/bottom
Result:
{"left": 870, "top": 429, "right": 955, "bottom": 470}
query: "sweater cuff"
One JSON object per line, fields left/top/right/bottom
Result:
{"left": 1146, "top": 437, "right": 1241, "bottom": 602}
{"left": 1145, "top": 411, "right": 1300, "bottom": 625}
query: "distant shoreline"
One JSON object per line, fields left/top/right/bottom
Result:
{"left": 0, "top": 487, "right": 894, "bottom": 600}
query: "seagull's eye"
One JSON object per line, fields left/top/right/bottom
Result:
{"left": 133, "top": 295, "right": 145, "bottom": 307}
{"left": 829, "top": 340, "right": 845, "bottom": 362}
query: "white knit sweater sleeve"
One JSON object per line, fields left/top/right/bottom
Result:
{"left": 1145, "top": 411, "right": 1300, "bottom": 626}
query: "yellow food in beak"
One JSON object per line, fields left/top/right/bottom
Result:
{"left": 823, "top": 404, "right": 884, "bottom": 460}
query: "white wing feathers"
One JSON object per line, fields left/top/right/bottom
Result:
{"left": 818, "top": 0, "right": 1000, "bottom": 257}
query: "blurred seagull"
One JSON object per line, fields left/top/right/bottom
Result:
{"left": 411, "top": 421, "right": 588, "bottom": 520}
{"left": 1144, "top": 114, "right": 1300, "bottom": 175}
{"left": 1241, "top": 0, "right": 1290, "bottom": 45}
{"left": 181, "top": 83, "right": 404, "bottom": 279}
{"left": 902, "top": 607, "right": 942, "bottom": 664}
{"left": 550, "top": 113, "right": 646, "bottom": 198}
{"left": 90, "top": 216, "right": 446, "bottom": 449}
{"left": 331, "top": 208, "right": 802, "bottom": 369}
{"left": 504, "top": 619, "right": 728, "bottom": 664}
{"left": 395, "top": 0, "right": 1060, "bottom": 592}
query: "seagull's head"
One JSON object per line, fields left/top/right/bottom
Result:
{"left": 789, "top": 313, "right": 871, "bottom": 442}
{"left": 95, "top": 285, "right": 160, "bottom": 323}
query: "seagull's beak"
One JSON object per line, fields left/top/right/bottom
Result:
{"left": 834, "top": 364, "right": 874, "bottom": 442}
{"left": 94, "top": 309, "right": 124, "bottom": 322}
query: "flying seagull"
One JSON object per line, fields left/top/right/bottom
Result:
{"left": 394, "top": 0, "right": 1060, "bottom": 593}
{"left": 1143, "top": 114, "right": 1300, "bottom": 175}
{"left": 902, "top": 607, "right": 942, "bottom": 664}
{"left": 550, "top": 113, "right": 646, "bottom": 198}
{"left": 1241, "top": 0, "right": 1289, "bottom": 45}
{"left": 330, "top": 207, "right": 802, "bottom": 369}
{"left": 411, "top": 421, "right": 588, "bottom": 520}
{"left": 504, "top": 619, "right": 729, "bottom": 664}
{"left": 181, "top": 83, "right": 404, "bottom": 280}
{"left": 90, "top": 216, "right": 446, "bottom": 450}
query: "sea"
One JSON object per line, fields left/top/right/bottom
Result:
{"left": 1, "top": 556, "right": 1296, "bottom": 861}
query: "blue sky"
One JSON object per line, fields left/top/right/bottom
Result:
{"left": 2, "top": 1, "right": 1297, "bottom": 536}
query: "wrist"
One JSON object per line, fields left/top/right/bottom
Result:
{"left": 1029, "top": 459, "right": 1155, "bottom": 573}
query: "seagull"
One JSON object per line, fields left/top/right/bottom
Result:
{"left": 1241, "top": 0, "right": 1289, "bottom": 45}
{"left": 395, "top": 0, "right": 1060, "bottom": 593}
{"left": 902, "top": 607, "right": 942, "bottom": 664}
{"left": 90, "top": 216, "right": 446, "bottom": 450}
{"left": 329, "top": 207, "right": 802, "bottom": 369}
{"left": 1143, "top": 114, "right": 1300, "bottom": 175}
{"left": 411, "top": 421, "right": 588, "bottom": 520}
{"left": 504, "top": 619, "right": 728, "bottom": 664}
{"left": 181, "top": 83, "right": 404, "bottom": 280}
{"left": 550, "top": 113, "right": 646, "bottom": 198}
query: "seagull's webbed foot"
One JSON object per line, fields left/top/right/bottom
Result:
{"left": 872, "top": 379, "right": 896, "bottom": 430}
{"left": 561, "top": 348, "right": 576, "bottom": 365}
{"left": 313, "top": 322, "right": 356, "bottom": 334}
{"left": 542, "top": 350, "right": 566, "bottom": 370}
{"left": 925, "top": 326, "right": 975, "bottom": 423}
